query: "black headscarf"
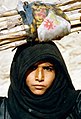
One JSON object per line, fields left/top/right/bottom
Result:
{"left": 7, "top": 41, "right": 79, "bottom": 119}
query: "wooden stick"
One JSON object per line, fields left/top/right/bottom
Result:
{"left": 0, "top": 16, "right": 22, "bottom": 31}
{"left": 67, "top": 13, "right": 81, "bottom": 21}
{"left": 59, "top": 2, "right": 81, "bottom": 12}
{"left": 0, "top": 25, "right": 29, "bottom": 35}
{"left": 0, "top": 20, "right": 22, "bottom": 30}
{"left": 0, "top": 9, "right": 18, "bottom": 17}
{"left": 71, "top": 19, "right": 81, "bottom": 26}
{"left": 65, "top": 9, "right": 81, "bottom": 16}
{"left": 71, "top": 26, "right": 81, "bottom": 32}
{"left": 57, "top": 0, "right": 81, "bottom": 7}
{"left": 0, "top": 30, "right": 27, "bottom": 44}
{"left": 0, "top": 14, "right": 21, "bottom": 22}
{"left": 0, "top": 40, "right": 27, "bottom": 51}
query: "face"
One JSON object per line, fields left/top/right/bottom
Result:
{"left": 26, "top": 61, "right": 55, "bottom": 95}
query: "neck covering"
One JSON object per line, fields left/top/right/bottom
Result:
{"left": 7, "top": 41, "right": 79, "bottom": 119}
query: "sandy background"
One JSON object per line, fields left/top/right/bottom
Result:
{"left": 0, "top": 0, "right": 81, "bottom": 97}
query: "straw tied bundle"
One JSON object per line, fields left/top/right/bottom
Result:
{"left": 0, "top": 0, "right": 81, "bottom": 50}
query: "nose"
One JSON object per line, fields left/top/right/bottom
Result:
{"left": 35, "top": 67, "right": 44, "bottom": 82}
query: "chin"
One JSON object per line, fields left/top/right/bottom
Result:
{"left": 32, "top": 91, "right": 45, "bottom": 96}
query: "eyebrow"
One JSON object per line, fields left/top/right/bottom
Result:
{"left": 34, "top": 64, "right": 54, "bottom": 67}
{"left": 42, "top": 66, "right": 55, "bottom": 68}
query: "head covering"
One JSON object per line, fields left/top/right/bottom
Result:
{"left": 7, "top": 41, "right": 79, "bottom": 119}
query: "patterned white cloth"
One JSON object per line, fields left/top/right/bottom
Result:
{"left": 38, "top": 10, "right": 71, "bottom": 41}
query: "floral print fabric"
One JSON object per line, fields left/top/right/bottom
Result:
{"left": 17, "top": 1, "right": 71, "bottom": 41}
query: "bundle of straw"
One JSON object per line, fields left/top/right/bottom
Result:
{"left": 0, "top": 0, "right": 81, "bottom": 50}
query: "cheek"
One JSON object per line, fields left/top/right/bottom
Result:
{"left": 25, "top": 71, "right": 35, "bottom": 86}
{"left": 45, "top": 72, "right": 55, "bottom": 87}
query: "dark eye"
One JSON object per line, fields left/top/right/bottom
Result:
{"left": 30, "top": 65, "right": 37, "bottom": 71}
{"left": 43, "top": 66, "right": 54, "bottom": 71}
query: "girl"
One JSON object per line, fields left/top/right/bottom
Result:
{"left": 0, "top": 41, "right": 81, "bottom": 119}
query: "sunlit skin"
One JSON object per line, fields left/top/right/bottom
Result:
{"left": 26, "top": 61, "right": 55, "bottom": 95}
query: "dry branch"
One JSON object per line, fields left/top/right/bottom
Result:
{"left": 71, "top": 20, "right": 81, "bottom": 26}
{"left": 59, "top": 2, "right": 81, "bottom": 12}
{"left": 0, "top": 40, "right": 27, "bottom": 51}
{"left": 0, "top": 9, "right": 18, "bottom": 17}
{"left": 0, "top": 30, "right": 28, "bottom": 45}
{"left": 0, "top": 14, "right": 21, "bottom": 22}
{"left": 67, "top": 13, "right": 81, "bottom": 21}
{"left": 71, "top": 26, "right": 81, "bottom": 32}
{"left": 57, "top": 0, "right": 81, "bottom": 7}
{"left": 0, "top": 25, "right": 29, "bottom": 35}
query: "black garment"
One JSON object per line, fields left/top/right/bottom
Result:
{"left": 0, "top": 92, "right": 81, "bottom": 119}
{"left": 0, "top": 41, "right": 81, "bottom": 119}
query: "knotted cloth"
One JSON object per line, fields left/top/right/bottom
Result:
{"left": 17, "top": 1, "right": 71, "bottom": 42}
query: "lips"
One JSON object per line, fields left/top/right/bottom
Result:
{"left": 33, "top": 84, "right": 45, "bottom": 89}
